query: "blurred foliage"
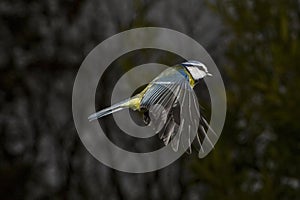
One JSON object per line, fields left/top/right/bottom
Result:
{"left": 191, "top": 0, "right": 300, "bottom": 199}
{"left": 0, "top": 0, "right": 222, "bottom": 199}
{"left": 1, "top": 0, "right": 299, "bottom": 199}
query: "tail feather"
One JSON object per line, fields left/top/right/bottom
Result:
{"left": 88, "top": 98, "right": 131, "bottom": 121}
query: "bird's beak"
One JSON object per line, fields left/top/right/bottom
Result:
{"left": 207, "top": 73, "right": 212, "bottom": 76}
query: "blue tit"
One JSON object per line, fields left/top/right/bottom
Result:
{"left": 88, "top": 60, "right": 215, "bottom": 153}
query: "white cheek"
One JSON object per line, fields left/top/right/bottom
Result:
{"left": 186, "top": 66, "right": 207, "bottom": 80}
{"left": 193, "top": 70, "right": 206, "bottom": 79}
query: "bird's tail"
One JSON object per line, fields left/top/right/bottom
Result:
{"left": 88, "top": 97, "right": 139, "bottom": 122}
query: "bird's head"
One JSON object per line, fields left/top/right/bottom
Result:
{"left": 182, "top": 60, "right": 212, "bottom": 82}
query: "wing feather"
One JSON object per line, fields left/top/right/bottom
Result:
{"left": 140, "top": 67, "right": 214, "bottom": 155}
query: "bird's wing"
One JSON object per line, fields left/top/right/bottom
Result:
{"left": 167, "top": 79, "right": 199, "bottom": 153}
{"left": 140, "top": 67, "right": 215, "bottom": 154}
{"left": 140, "top": 68, "right": 187, "bottom": 134}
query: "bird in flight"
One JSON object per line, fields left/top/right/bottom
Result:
{"left": 88, "top": 60, "right": 216, "bottom": 154}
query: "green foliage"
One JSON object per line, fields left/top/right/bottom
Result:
{"left": 192, "top": 0, "right": 300, "bottom": 199}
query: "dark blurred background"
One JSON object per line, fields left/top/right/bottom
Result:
{"left": 1, "top": 0, "right": 300, "bottom": 199}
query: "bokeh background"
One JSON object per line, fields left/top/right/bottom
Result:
{"left": 1, "top": 0, "right": 300, "bottom": 199}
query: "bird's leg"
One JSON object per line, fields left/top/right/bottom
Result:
{"left": 143, "top": 110, "right": 151, "bottom": 125}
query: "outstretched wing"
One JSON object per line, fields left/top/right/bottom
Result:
{"left": 140, "top": 67, "right": 187, "bottom": 135}
{"left": 140, "top": 67, "right": 215, "bottom": 154}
